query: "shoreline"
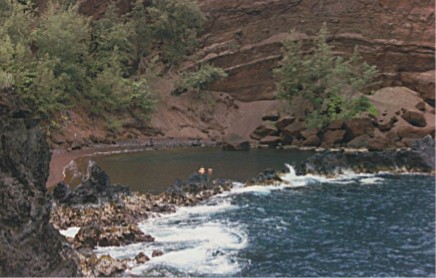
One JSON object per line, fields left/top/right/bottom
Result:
{"left": 47, "top": 137, "right": 426, "bottom": 190}
{"left": 47, "top": 138, "right": 220, "bottom": 189}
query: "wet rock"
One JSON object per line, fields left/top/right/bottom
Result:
{"left": 222, "top": 134, "right": 250, "bottom": 151}
{"left": 152, "top": 250, "right": 164, "bottom": 257}
{"left": 248, "top": 169, "right": 284, "bottom": 185}
{"left": 135, "top": 252, "right": 149, "bottom": 264}
{"left": 250, "top": 121, "right": 279, "bottom": 140}
{"left": 74, "top": 224, "right": 154, "bottom": 249}
{"left": 94, "top": 255, "right": 126, "bottom": 277}
{"left": 401, "top": 110, "right": 427, "bottom": 127}
{"left": 303, "top": 136, "right": 435, "bottom": 175}
{"left": 53, "top": 161, "right": 130, "bottom": 206}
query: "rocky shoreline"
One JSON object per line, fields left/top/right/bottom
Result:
{"left": 48, "top": 136, "right": 435, "bottom": 276}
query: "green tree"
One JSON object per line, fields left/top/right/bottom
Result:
{"left": 274, "top": 24, "right": 378, "bottom": 128}
{"left": 175, "top": 63, "right": 228, "bottom": 95}
{"left": 148, "top": 0, "right": 204, "bottom": 65}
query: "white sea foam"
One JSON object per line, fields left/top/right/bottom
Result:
{"left": 59, "top": 226, "right": 81, "bottom": 238}
{"left": 94, "top": 162, "right": 388, "bottom": 276}
{"left": 95, "top": 199, "right": 246, "bottom": 276}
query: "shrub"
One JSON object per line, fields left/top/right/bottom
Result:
{"left": 274, "top": 24, "right": 379, "bottom": 128}
{"left": 175, "top": 63, "right": 228, "bottom": 95}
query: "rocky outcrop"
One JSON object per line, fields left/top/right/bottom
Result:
{"left": 302, "top": 135, "right": 435, "bottom": 175}
{"left": 53, "top": 160, "right": 130, "bottom": 206}
{"left": 249, "top": 87, "right": 435, "bottom": 149}
{"left": 0, "top": 92, "right": 81, "bottom": 276}
{"left": 199, "top": 0, "right": 434, "bottom": 102}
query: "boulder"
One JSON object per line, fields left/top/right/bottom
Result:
{"left": 346, "top": 134, "right": 371, "bottom": 149}
{"left": 152, "top": 250, "right": 164, "bottom": 257}
{"left": 281, "top": 121, "right": 306, "bottom": 138}
{"left": 260, "top": 135, "right": 282, "bottom": 147}
{"left": 301, "top": 128, "right": 319, "bottom": 139}
{"left": 415, "top": 101, "right": 426, "bottom": 111}
{"left": 302, "top": 135, "right": 321, "bottom": 147}
{"left": 401, "top": 110, "right": 427, "bottom": 127}
{"left": 250, "top": 121, "right": 279, "bottom": 140}
{"left": 327, "top": 120, "right": 344, "bottom": 130}
{"left": 344, "top": 118, "right": 375, "bottom": 141}
{"left": 94, "top": 255, "right": 126, "bottom": 277}
{"left": 367, "top": 136, "right": 391, "bottom": 151}
{"left": 275, "top": 116, "right": 296, "bottom": 130}
{"left": 397, "top": 125, "right": 434, "bottom": 139}
{"left": 135, "top": 252, "right": 149, "bottom": 264}
{"left": 262, "top": 111, "right": 280, "bottom": 121}
{"left": 222, "top": 134, "right": 250, "bottom": 151}
{"left": 376, "top": 116, "right": 398, "bottom": 132}
{"left": 322, "top": 130, "right": 346, "bottom": 146}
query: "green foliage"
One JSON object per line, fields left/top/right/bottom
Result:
{"left": 0, "top": 0, "right": 205, "bottom": 127}
{"left": 175, "top": 63, "right": 228, "bottom": 95}
{"left": 147, "top": 0, "right": 204, "bottom": 65}
{"left": 274, "top": 24, "right": 379, "bottom": 128}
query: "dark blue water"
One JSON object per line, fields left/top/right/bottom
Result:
{"left": 95, "top": 172, "right": 435, "bottom": 277}
{"left": 225, "top": 174, "right": 435, "bottom": 277}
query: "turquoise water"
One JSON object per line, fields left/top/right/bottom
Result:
{"left": 93, "top": 164, "right": 435, "bottom": 277}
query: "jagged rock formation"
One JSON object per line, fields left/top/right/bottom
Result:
{"left": 0, "top": 92, "right": 81, "bottom": 276}
{"left": 301, "top": 135, "right": 435, "bottom": 175}
{"left": 199, "top": 0, "right": 435, "bottom": 102}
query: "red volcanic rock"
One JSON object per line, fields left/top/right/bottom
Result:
{"left": 260, "top": 135, "right": 282, "bottom": 147}
{"left": 401, "top": 70, "right": 435, "bottom": 106}
{"left": 199, "top": 0, "right": 434, "bottom": 101}
{"left": 346, "top": 134, "right": 371, "bottom": 149}
{"left": 281, "top": 121, "right": 306, "bottom": 138}
{"left": 344, "top": 118, "right": 375, "bottom": 141}
{"left": 401, "top": 110, "right": 427, "bottom": 127}
{"left": 322, "top": 130, "right": 346, "bottom": 146}
{"left": 301, "top": 128, "right": 318, "bottom": 139}
{"left": 327, "top": 120, "right": 344, "bottom": 130}
{"left": 302, "top": 135, "right": 321, "bottom": 147}
{"left": 250, "top": 121, "right": 279, "bottom": 140}
{"left": 222, "top": 133, "right": 250, "bottom": 151}
{"left": 275, "top": 116, "right": 296, "bottom": 131}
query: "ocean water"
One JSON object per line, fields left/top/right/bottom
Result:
{"left": 92, "top": 166, "right": 435, "bottom": 277}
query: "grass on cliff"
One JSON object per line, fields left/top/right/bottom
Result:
{"left": 274, "top": 24, "right": 379, "bottom": 129}
{"left": 0, "top": 0, "right": 204, "bottom": 129}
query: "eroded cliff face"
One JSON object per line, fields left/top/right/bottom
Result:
{"left": 198, "top": 0, "right": 435, "bottom": 103}
{"left": 0, "top": 93, "right": 80, "bottom": 276}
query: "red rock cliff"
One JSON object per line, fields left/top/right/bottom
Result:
{"left": 197, "top": 0, "right": 435, "bottom": 103}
